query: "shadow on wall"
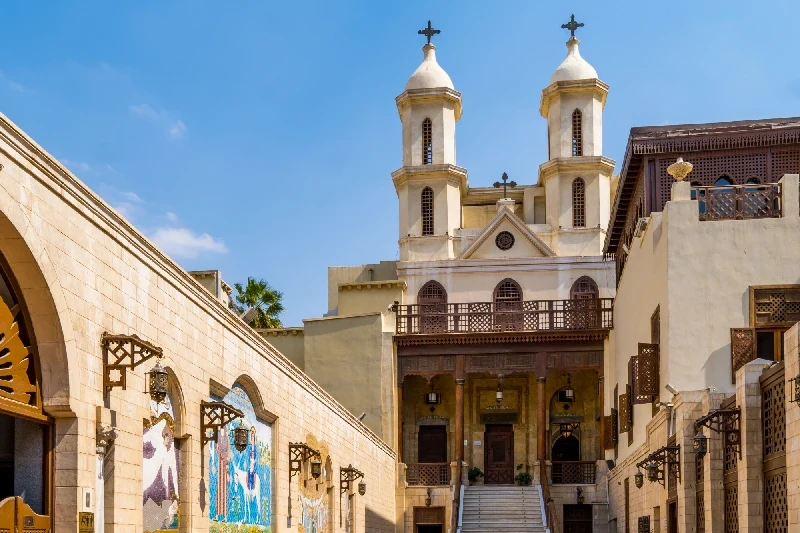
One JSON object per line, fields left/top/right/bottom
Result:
{"left": 366, "top": 506, "right": 395, "bottom": 533}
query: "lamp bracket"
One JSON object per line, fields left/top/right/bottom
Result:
{"left": 102, "top": 332, "right": 164, "bottom": 396}
{"left": 200, "top": 401, "right": 244, "bottom": 446}
{"left": 289, "top": 443, "right": 322, "bottom": 479}
{"left": 339, "top": 465, "right": 364, "bottom": 496}
{"left": 635, "top": 445, "right": 680, "bottom": 486}
{"left": 694, "top": 408, "right": 741, "bottom": 458}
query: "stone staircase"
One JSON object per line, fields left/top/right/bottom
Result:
{"left": 461, "top": 485, "right": 547, "bottom": 533}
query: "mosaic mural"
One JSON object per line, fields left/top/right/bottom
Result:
{"left": 209, "top": 384, "right": 273, "bottom": 533}
{"left": 297, "top": 435, "right": 331, "bottom": 533}
{"left": 143, "top": 391, "right": 180, "bottom": 533}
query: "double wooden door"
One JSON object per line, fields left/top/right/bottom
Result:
{"left": 484, "top": 424, "right": 514, "bottom": 484}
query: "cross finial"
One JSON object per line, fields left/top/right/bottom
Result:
{"left": 418, "top": 20, "right": 440, "bottom": 45}
{"left": 493, "top": 172, "right": 517, "bottom": 198}
{"left": 561, "top": 14, "right": 584, "bottom": 39}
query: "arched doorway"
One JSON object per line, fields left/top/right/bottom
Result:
{"left": 569, "top": 276, "right": 599, "bottom": 328}
{"left": 552, "top": 436, "right": 580, "bottom": 461}
{"left": 0, "top": 254, "right": 53, "bottom": 530}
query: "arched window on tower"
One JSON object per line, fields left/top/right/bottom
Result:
{"left": 494, "top": 278, "right": 523, "bottom": 331}
{"left": 421, "top": 187, "right": 434, "bottom": 236}
{"left": 422, "top": 118, "right": 433, "bottom": 165}
{"left": 572, "top": 178, "right": 586, "bottom": 228}
{"left": 571, "top": 109, "right": 583, "bottom": 157}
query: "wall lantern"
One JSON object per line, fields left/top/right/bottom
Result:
{"left": 311, "top": 459, "right": 323, "bottom": 479}
{"left": 646, "top": 461, "right": 659, "bottom": 482}
{"left": 358, "top": 480, "right": 367, "bottom": 496}
{"left": 634, "top": 470, "right": 644, "bottom": 489}
{"left": 559, "top": 423, "right": 579, "bottom": 439}
{"left": 563, "top": 373, "right": 575, "bottom": 401}
{"left": 200, "top": 401, "right": 245, "bottom": 447}
{"left": 425, "top": 488, "right": 432, "bottom": 507}
{"left": 101, "top": 332, "right": 163, "bottom": 397}
{"left": 636, "top": 445, "right": 680, "bottom": 487}
{"left": 790, "top": 372, "right": 800, "bottom": 403}
{"left": 340, "top": 464, "right": 365, "bottom": 496}
{"left": 233, "top": 423, "right": 250, "bottom": 452}
{"left": 145, "top": 358, "right": 169, "bottom": 404}
{"left": 693, "top": 431, "right": 708, "bottom": 457}
{"left": 496, "top": 378, "right": 504, "bottom": 404}
{"left": 694, "top": 407, "right": 741, "bottom": 459}
{"left": 288, "top": 442, "right": 322, "bottom": 527}
{"left": 425, "top": 382, "right": 441, "bottom": 405}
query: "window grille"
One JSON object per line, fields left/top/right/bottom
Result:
{"left": 494, "top": 279, "right": 522, "bottom": 305}
{"left": 418, "top": 281, "right": 446, "bottom": 305}
{"left": 572, "top": 178, "right": 586, "bottom": 227}
{"left": 422, "top": 118, "right": 433, "bottom": 164}
{"left": 421, "top": 187, "right": 434, "bottom": 236}
{"left": 572, "top": 109, "right": 583, "bottom": 156}
{"left": 570, "top": 276, "right": 598, "bottom": 299}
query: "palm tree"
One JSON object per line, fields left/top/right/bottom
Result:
{"left": 233, "top": 277, "right": 285, "bottom": 328}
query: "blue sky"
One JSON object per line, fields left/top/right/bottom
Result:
{"left": 1, "top": 1, "right": 798, "bottom": 326}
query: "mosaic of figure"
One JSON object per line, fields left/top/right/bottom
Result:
{"left": 297, "top": 435, "right": 331, "bottom": 533}
{"left": 143, "top": 392, "right": 180, "bottom": 533}
{"left": 209, "top": 384, "right": 272, "bottom": 533}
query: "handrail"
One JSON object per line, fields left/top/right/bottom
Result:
{"left": 695, "top": 183, "right": 781, "bottom": 221}
{"left": 540, "top": 468, "right": 560, "bottom": 533}
{"left": 537, "top": 484, "right": 548, "bottom": 533}
{"left": 457, "top": 483, "right": 464, "bottom": 533}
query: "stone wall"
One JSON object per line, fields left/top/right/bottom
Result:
{"left": 0, "top": 113, "right": 397, "bottom": 533}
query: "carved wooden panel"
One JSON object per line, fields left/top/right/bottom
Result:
{"left": 761, "top": 365, "right": 786, "bottom": 461}
{"left": 752, "top": 286, "right": 800, "bottom": 327}
{"left": 619, "top": 392, "right": 630, "bottom": 433}
{"left": 731, "top": 328, "right": 757, "bottom": 383}
{"left": 414, "top": 506, "right": 445, "bottom": 525}
{"left": 764, "top": 473, "right": 787, "bottom": 533}
{"left": 399, "top": 356, "right": 455, "bottom": 382}
{"left": 0, "top": 292, "right": 39, "bottom": 420}
{"left": 603, "top": 415, "right": 615, "bottom": 449}
{"left": 724, "top": 486, "right": 738, "bottom": 533}
{"left": 632, "top": 343, "right": 659, "bottom": 402}
{"left": 546, "top": 351, "right": 601, "bottom": 369}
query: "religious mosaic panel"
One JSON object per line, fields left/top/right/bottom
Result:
{"left": 297, "top": 435, "right": 331, "bottom": 533}
{"left": 143, "top": 391, "right": 180, "bottom": 533}
{"left": 209, "top": 384, "right": 273, "bottom": 533}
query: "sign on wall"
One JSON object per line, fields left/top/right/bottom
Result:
{"left": 208, "top": 384, "right": 273, "bottom": 533}
{"left": 143, "top": 391, "right": 180, "bottom": 533}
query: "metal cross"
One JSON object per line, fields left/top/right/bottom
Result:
{"left": 561, "top": 14, "right": 584, "bottom": 38}
{"left": 418, "top": 20, "right": 440, "bottom": 45}
{"left": 493, "top": 172, "right": 517, "bottom": 198}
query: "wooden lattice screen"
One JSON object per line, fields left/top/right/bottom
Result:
{"left": 751, "top": 285, "right": 800, "bottom": 327}
{"left": 604, "top": 411, "right": 618, "bottom": 449}
{"left": 637, "top": 516, "right": 650, "bottom": 533}
{"left": 619, "top": 391, "right": 630, "bottom": 433}
{"left": 696, "top": 452, "right": 705, "bottom": 533}
{"left": 627, "top": 383, "right": 634, "bottom": 446}
{"left": 760, "top": 363, "right": 787, "bottom": 533}
{"left": 730, "top": 328, "right": 757, "bottom": 383}
{"left": 630, "top": 343, "right": 659, "bottom": 403}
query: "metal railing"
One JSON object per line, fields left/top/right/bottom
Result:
{"left": 406, "top": 463, "right": 450, "bottom": 486}
{"left": 551, "top": 461, "right": 596, "bottom": 484}
{"left": 395, "top": 299, "right": 614, "bottom": 334}
{"left": 695, "top": 183, "right": 781, "bottom": 221}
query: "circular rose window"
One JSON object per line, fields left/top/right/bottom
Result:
{"left": 495, "top": 231, "right": 515, "bottom": 251}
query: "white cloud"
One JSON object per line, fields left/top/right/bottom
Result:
{"left": 130, "top": 103, "right": 187, "bottom": 140}
{"left": 149, "top": 227, "right": 227, "bottom": 259}
{"left": 121, "top": 191, "right": 142, "bottom": 203}
{"left": 0, "top": 71, "right": 25, "bottom": 93}
{"left": 112, "top": 202, "right": 137, "bottom": 219}
{"left": 166, "top": 212, "right": 178, "bottom": 222}
{"left": 61, "top": 159, "right": 91, "bottom": 172}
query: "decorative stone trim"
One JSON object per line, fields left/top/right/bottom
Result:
{"left": 338, "top": 280, "right": 407, "bottom": 291}
{"left": 396, "top": 87, "right": 463, "bottom": 119}
{"left": 258, "top": 327, "right": 304, "bottom": 337}
{"left": 539, "top": 78, "right": 609, "bottom": 117}
{"left": 538, "top": 156, "right": 617, "bottom": 182}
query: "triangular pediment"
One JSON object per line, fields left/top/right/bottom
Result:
{"left": 459, "top": 208, "right": 555, "bottom": 259}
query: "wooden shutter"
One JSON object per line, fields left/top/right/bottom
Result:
{"left": 731, "top": 328, "right": 757, "bottom": 383}
{"left": 619, "top": 391, "right": 630, "bottom": 433}
{"left": 603, "top": 415, "right": 615, "bottom": 449}
{"left": 632, "top": 343, "right": 659, "bottom": 402}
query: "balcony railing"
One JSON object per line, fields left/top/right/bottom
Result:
{"left": 551, "top": 461, "right": 596, "bottom": 484}
{"left": 696, "top": 183, "right": 781, "bottom": 221}
{"left": 395, "top": 299, "right": 614, "bottom": 335}
{"left": 406, "top": 463, "right": 450, "bottom": 486}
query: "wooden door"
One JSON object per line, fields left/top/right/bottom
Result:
{"left": 564, "top": 504, "right": 593, "bottom": 533}
{"left": 484, "top": 424, "right": 514, "bottom": 484}
{"left": 0, "top": 497, "right": 51, "bottom": 533}
{"left": 418, "top": 426, "right": 447, "bottom": 463}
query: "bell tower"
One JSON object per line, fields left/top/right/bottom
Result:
{"left": 393, "top": 21, "right": 467, "bottom": 261}
{"left": 538, "top": 15, "right": 615, "bottom": 255}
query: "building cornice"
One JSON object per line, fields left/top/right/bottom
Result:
{"left": 396, "top": 87, "right": 463, "bottom": 120}
{"left": 539, "top": 78, "right": 609, "bottom": 118}
{"left": 392, "top": 164, "right": 469, "bottom": 194}
{"left": 0, "top": 112, "right": 395, "bottom": 457}
{"left": 394, "top": 330, "right": 609, "bottom": 347}
{"left": 397, "top": 255, "right": 614, "bottom": 276}
{"left": 462, "top": 186, "right": 529, "bottom": 205}
{"left": 338, "top": 280, "right": 407, "bottom": 291}
{"left": 538, "top": 156, "right": 616, "bottom": 182}
{"left": 258, "top": 327, "right": 304, "bottom": 337}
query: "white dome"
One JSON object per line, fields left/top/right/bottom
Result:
{"left": 406, "top": 44, "right": 454, "bottom": 90}
{"left": 549, "top": 38, "right": 597, "bottom": 84}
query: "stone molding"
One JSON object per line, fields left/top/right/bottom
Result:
{"left": 257, "top": 327, "right": 304, "bottom": 337}
{"left": 395, "top": 87, "right": 463, "bottom": 120}
{"left": 539, "top": 78, "right": 609, "bottom": 118}
{"left": 538, "top": 155, "right": 617, "bottom": 182}
{"left": 338, "top": 280, "right": 407, "bottom": 291}
{"left": 391, "top": 163, "right": 469, "bottom": 193}
{"left": 0, "top": 112, "right": 395, "bottom": 457}
{"left": 458, "top": 205, "right": 556, "bottom": 259}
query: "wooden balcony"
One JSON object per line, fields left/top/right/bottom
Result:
{"left": 551, "top": 461, "right": 597, "bottom": 484}
{"left": 406, "top": 463, "right": 450, "bottom": 486}
{"left": 395, "top": 299, "right": 614, "bottom": 335}
{"left": 696, "top": 183, "right": 781, "bottom": 221}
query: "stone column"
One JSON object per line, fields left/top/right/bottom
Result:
{"left": 452, "top": 356, "right": 465, "bottom": 533}
{"left": 537, "top": 377, "right": 546, "bottom": 463}
{"left": 785, "top": 324, "right": 800, "bottom": 533}
{"left": 736, "top": 359, "right": 771, "bottom": 533}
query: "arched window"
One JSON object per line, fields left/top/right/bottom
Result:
{"left": 494, "top": 278, "right": 523, "bottom": 331}
{"left": 572, "top": 178, "right": 586, "bottom": 228}
{"left": 715, "top": 176, "right": 733, "bottom": 186}
{"left": 571, "top": 109, "right": 583, "bottom": 157}
{"left": 418, "top": 281, "right": 447, "bottom": 333}
{"left": 570, "top": 276, "right": 598, "bottom": 300}
{"left": 421, "top": 187, "right": 434, "bottom": 236}
{"left": 422, "top": 118, "right": 433, "bottom": 165}
{"left": 746, "top": 177, "right": 760, "bottom": 184}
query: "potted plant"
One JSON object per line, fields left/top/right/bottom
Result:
{"left": 468, "top": 467, "right": 484, "bottom": 485}
{"left": 515, "top": 463, "right": 532, "bottom": 486}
